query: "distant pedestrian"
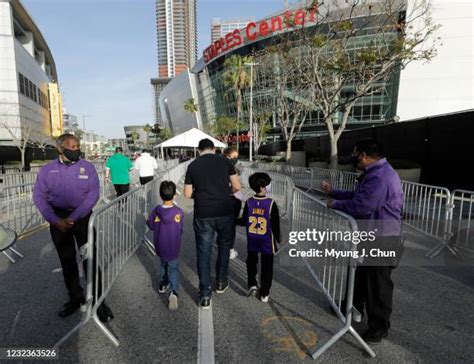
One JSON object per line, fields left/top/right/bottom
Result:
{"left": 239, "top": 173, "right": 280, "bottom": 302}
{"left": 33, "top": 134, "right": 114, "bottom": 322}
{"left": 184, "top": 139, "right": 241, "bottom": 309}
{"left": 105, "top": 147, "right": 134, "bottom": 196}
{"left": 147, "top": 181, "right": 184, "bottom": 311}
{"left": 223, "top": 146, "right": 243, "bottom": 260}
{"left": 323, "top": 139, "right": 403, "bottom": 343}
{"left": 134, "top": 149, "right": 158, "bottom": 185}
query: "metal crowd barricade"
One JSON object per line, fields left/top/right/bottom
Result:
{"left": 447, "top": 189, "right": 474, "bottom": 256}
{"left": 240, "top": 166, "right": 294, "bottom": 218}
{"left": 291, "top": 188, "right": 375, "bottom": 359}
{"left": 0, "top": 172, "right": 37, "bottom": 188}
{"left": 28, "top": 166, "right": 43, "bottom": 173}
{"left": 337, "top": 171, "right": 360, "bottom": 191}
{"left": 0, "top": 183, "right": 46, "bottom": 259}
{"left": 55, "top": 161, "right": 190, "bottom": 348}
{"left": 401, "top": 181, "right": 454, "bottom": 258}
{"left": 310, "top": 167, "right": 343, "bottom": 192}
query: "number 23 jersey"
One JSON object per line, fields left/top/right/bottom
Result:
{"left": 244, "top": 196, "right": 280, "bottom": 255}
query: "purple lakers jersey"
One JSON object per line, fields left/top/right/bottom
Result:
{"left": 246, "top": 197, "right": 276, "bottom": 255}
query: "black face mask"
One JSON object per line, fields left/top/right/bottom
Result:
{"left": 230, "top": 158, "right": 238, "bottom": 166}
{"left": 63, "top": 148, "right": 81, "bottom": 162}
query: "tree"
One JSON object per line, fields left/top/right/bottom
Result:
{"left": 257, "top": 45, "right": 311, "bottom": 160}
{"left": 0, "top": 121, "right": 34, "bottom": 170}
{"left": 144, "top": 124, "right": 153, "bottom": 149}
{"left": 296, "top": 0, "right": 440, "bottom": 168}
{"left": 31, "top": 134, "right": 54, "bottom": 160}
{"left": 223, "top": 54, "right": 253, "bottom": 151}
{"left": 212, "top": 115, "right": 237, "bottom": 144}
{"left": 159, "top": 127, "right": 173, "bottom": 141}
{"left": 184, "top": 98, "right": 199, "bottom": 113}
{"left": 253, "top": 112, "right": 272, "bottom": 154}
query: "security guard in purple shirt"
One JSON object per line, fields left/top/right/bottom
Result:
{"left": 323, "top": 139, "right": 403, "bottom": 344}
{"left": 33, "top": 134, "right": 113, "bottom": 322}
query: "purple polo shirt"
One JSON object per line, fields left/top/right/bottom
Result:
{"left": 33, "top": 158, "right": 100, "bottom": 224}
{"left": 331, "top": 158, "right": 403, "bottom": 236}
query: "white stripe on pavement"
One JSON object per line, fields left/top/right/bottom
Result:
{"left": 198, "top": 305, "right": 215, "bottom": 364}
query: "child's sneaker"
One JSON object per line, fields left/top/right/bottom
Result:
{"left": 260, "top": 295, "right": 269, "bottom": 303}
{"left": 247, "top": 286, "right": 257, "bottom": 297}
{"left": 168, "top": 291, "right": 178, "bottom": 311}
{"left": 159, "top": 283, "right": 169, "bottom": 294}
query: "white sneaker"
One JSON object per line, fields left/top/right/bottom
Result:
{"left": 168, "top": 291, "right": 178, "bottom": 311}
{"left": 261, "top": 295, "right": 269, "bottom": 303}
{"left": 229, "top": 249, "right": 238, "bottom": 259}
{"left": 247, "top": 286, "right": 257, "bottom": 297}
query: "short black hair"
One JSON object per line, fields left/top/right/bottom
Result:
{"left": 354, "top": 139, "right": 384, "bottom": 158}
{"left": 198, "top": 138, "right": 215, "bottom": 151}
{"left": 160, "top": 181, "right": 176, "bottom": 201}
{"left": 116, "top": 147, "right": 123, "bottom": 153}
{"left": 249, "top": 172, "right": 271, "bottom": 193}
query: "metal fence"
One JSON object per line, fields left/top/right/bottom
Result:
{"left": 291, "top": 188, "right": 375, "bottom": 359}
{"left": 448, "top": 190, "right": 474, "bottom": 256}
{"left": 0, "top": 172, "right": 37, "bottom": 188}
{"left": 0, "top": 183, "right": 46, "bottom": 239}
{"left": 401, "top": 181, "right": 453, "bottom": 257}
{"left": 55, "top": 160, "right": 191, "bottom": 348}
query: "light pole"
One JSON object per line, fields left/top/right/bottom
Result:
{"left": 245, "top": 62, "right": 259, "bottom": 161}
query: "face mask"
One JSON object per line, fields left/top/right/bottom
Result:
{"left": 230, "top": 158, "right": 238, "bottom": 166}
{"left": 265, "top": 183, "right": 272, "bottom": 193}
{"left": 63, "top": 148, "right": 81, "bottom": 162}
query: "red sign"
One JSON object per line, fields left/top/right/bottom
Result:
{"left": 203, "top": 6, "right": 319, "bottom": 64}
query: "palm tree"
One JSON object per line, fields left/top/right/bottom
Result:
{"left": 184, "top": 98, "right": 199, "bottom": 113}
{"left": 144, "top": 124, "right": 153, "bottom": 149}
{"left": 223, "top": 54, "right": 253, "bottom": 151}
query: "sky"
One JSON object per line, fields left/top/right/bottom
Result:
{"left": 22, "top": 0, "right": 289, "bottom": 139}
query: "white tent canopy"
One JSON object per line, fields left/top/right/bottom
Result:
{"left": 155, "top": 128, "right": 226, "bottom": 149}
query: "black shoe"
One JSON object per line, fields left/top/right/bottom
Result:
{"left": 199, "top": 297, "right": 212, "bottom": 310}
{"left": 216, "top": 282, "right": 228, "bottom": 294}
{"left": 363, "top": 329, "right": 388, "bottom": 344}
{"left": 97, "top": 302, "right": 114, "bottom": 323}
{"left": 58, "top": 298, "right": 84, "bottom": 318}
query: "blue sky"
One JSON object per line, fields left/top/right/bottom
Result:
{"left": 22, "top": 0, "right": 286, "bottom": 138}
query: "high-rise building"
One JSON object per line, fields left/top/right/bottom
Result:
{"left": 151, "top": 0, "right": 197, "bottom": 126}
{"left": 0, "top": 0, "right": 61, "bottom": 148}
{"left": 211, "top": 17, "right": 255, "bottom": 43}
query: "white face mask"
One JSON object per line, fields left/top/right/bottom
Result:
{"left": 265, "top": 183, "right": 272, "bottom": 193}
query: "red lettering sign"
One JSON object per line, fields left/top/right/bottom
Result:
{"left": 203, "top": 7, "right": 319, "bottom": 63}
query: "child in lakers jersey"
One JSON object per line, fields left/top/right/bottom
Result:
{"left": 239, "top": 172, "right": 280, "bottom": 302}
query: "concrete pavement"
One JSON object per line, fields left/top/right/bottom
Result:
{"left": 1, "top": 194, "right": 474, "bottom": 363}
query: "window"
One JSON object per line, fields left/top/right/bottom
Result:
{"left": 19, "top": 73, "right": 25, "bottom": 94}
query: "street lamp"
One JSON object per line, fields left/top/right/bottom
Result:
{"left": 245, "top": 62, "right": 259, "bottom": 162}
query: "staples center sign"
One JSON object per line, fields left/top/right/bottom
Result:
{"left": 203, "top": 6, "right": 319, "bottom": 63}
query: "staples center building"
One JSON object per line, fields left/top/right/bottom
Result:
{"left": 157, "top": 1, "right": 474, "bottom": 141}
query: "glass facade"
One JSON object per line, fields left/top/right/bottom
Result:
{"left": 195, "top": 16, "right": 401, "bottom": 141}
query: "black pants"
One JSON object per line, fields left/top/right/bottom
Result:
{"left": 50, "top": 212, "right": 90, "bottom": 302}
{"left": 139, "top": 176, "right": 153, "bottom": 185}
{"left": 113, "top": 184, "right": 129, "bottom": 197}
{"left": 353, "top": 265, "right": 394, "bottom": 333}
{"left": 247, "top": 252, "right": 274, "bottom": 296}
{"left": 50, "top": 211, "right": 102, "bottom": 304}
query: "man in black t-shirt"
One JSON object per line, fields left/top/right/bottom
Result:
{"left": 184, "top": 139, "right": 241, "bottom": 309}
